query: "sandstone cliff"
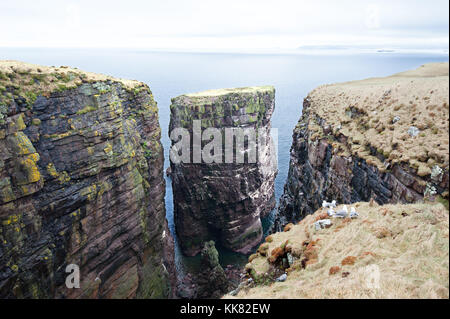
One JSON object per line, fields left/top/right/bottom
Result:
{"left": 226, "top": 201, "right": 449, "bottom": 299}
{"left": 169, "top": 86, "right": 277, "bottom": 256}
{"left": 0, "top": 61, "right": 174, "bottom": 298}
{"left": 277, "top": 63, "right": 449, "bottom": 227}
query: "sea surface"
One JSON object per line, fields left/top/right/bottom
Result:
{"left": 1, "top": 48, "right": 448, "bottom": 276}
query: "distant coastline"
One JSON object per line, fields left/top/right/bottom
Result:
{"left": 1, "top": 46, "right": 449, "bottom": 57}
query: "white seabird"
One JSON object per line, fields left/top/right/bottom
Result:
{"left": 315, "top": 219, "right": 332, "bottom": 230}
{"left": 327, "top": 207, "right": 335, "bottom": 217}
{"left": 333, "top": 205, "right": 348, "bottom": 218}
{"left": 276, "top": 273, "right": 287, "bottom": 282}
{"left": 322, "top": 200, "right": 337, "bottom": 208}
{"left": 349, "top": 207, "right": 359, "bottom": 219}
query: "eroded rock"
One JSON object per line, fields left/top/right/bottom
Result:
{"left": 169, "top": 86, "right": 278, "bottom": 256}
{"left": 276, "top": 64, "right": 449, "bottom": 229}
{"left": 196, "top": 241, "right": 229, "bottom": 299}
{"left": 0, "top": 61, "right": 175, "bottom": 298}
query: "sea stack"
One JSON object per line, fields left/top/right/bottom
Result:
{"left": 169, "top": 86, "right": 278, "bottom": 256}
{"left": 0, "top": 61, "right": 175, "bottom": 298}
{"left": 277, "top": 63, "right": 449, "bottom": 227}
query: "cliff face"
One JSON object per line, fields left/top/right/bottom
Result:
{"left": 277, "top": 63, "right": 449, "bottom": 228}
{"left": 169, "top": 87, "right": 277, "bottom": 256}
{"left": 0, "top": 61, "right": 174, "bottom": 298}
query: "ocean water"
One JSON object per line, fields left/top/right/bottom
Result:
{"left": 1, "top": 48, "right": 448, "bottom": 275}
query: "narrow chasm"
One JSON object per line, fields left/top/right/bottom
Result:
{"left": 167, "top": 86, "right": 278, "bottom": 298}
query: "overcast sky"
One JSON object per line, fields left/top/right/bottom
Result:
{"left": 0, "top": 0, "right": 448, "bottom": 51}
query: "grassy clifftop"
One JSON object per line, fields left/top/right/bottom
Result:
{"left": 0, "top": 60, "right": 147, "bottom": 116}
{"left": 227, "top": 201, "right": 449, "bottom": 299}
{"left": 305, "top": 62, "right": 449, "bottom": 174}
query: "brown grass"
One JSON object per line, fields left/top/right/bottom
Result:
{"left": 341, "top": 256, "right": 357, "bottom": 266}
{"left": 305, "top": 62, "right": 449, "bottom": 172}
{"left": 0, "top": 60, "right": 142, "bottom": 90}
{"left": 225, "top": 201, "right": 449, "bottom": 299}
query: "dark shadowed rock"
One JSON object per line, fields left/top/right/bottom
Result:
{"left": 169, "top": 86, "right": 278, "bottom": 256}
{"left": 196, "top": 241, "right": 229, "bottom": 299}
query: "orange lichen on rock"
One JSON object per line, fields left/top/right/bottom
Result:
{"left": 329, "top": 266, "right": 341, "bottom": 275}
{"left": 314, "top": 213, "right": 328, "bottom": 222}
{"left": 268, "top": 247, "right": 284, "bottom": 263}
{"left": 304, "top": 245, "right": 318, "bottom": 261}
{"left": 301, "top": 242, "right": 319, "bottom": 268}
{"left": 306, "top": 240, "right": 318, "bottom": 250}
{"left": 283, "top": 223, "right": 294, "bottom": 232}
{"left": 341, "top": 256, "right": 357, "bottom": 266}
{"left": 359, "top": 251, "right": 377, "bottom": 259}
{"left": 265, "top": 235, "right": 273, "bottom": 243}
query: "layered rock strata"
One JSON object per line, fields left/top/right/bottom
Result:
{"left": 0, "top": 61, "right": 174, "bottom": 298}
{"left": 169, "top": 87, "right": 277, "bottom": 256}
{"left": 277, "top": 63, "right": 449, "bottom": 227}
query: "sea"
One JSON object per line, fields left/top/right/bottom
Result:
{"left": 2, "top": 47, "right": 447, "bottom": 276}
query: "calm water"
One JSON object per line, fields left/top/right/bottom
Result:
{"left": 1, "top": 48, "right": 447, "bottom": 275}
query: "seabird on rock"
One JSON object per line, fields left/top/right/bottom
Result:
{"left": 276, "top": 273, "right": 287, "bottom": 282}
{"left": 349, "top": 207, "right": 359, "bottom": 218}
{"left": 322, "top": 200, "right": 337, "bottom": 208}
{"left": 327, "top": 207, "right": 335, "bottom": 217}
{"left": 315, "top": 219, "right": 332, "bottom": 230}
{"left": 333, "top": 205, "right": 348, "bottom": 218}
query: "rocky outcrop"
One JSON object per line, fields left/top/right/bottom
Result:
{"left": 169, "top": 87, "right": 277, "bottom": 256}
{"left": 0, "top": 61, "right": 174, "bottom": 298}
{"left": 277, "top": 63, "right": 449, "bottom": 228}
{"left": 196, "top": 241, "right": 229, "bottom": 298}
{"left": 176, "top": 241, "right": 234, "bottom": 299}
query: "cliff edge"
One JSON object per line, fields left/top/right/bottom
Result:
{"left": 277, "top": 63, "right": 449, "bottom": 226}
{"left": 0, "top": 61, "right": 175, "bottom": 298}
